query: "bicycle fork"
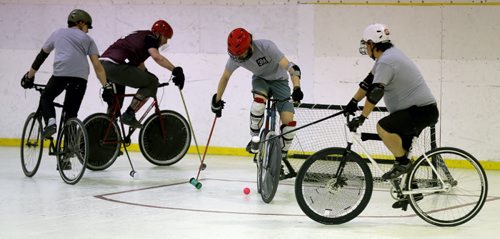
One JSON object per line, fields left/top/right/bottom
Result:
{"left": 329, "top": 143, "right": 355, "bottom": 191}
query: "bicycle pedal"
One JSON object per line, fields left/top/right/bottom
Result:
{"left": 279, "top": 172, "right": 297, "bottom": 180}
{"left": 392, "top": 193, "right": 423, "bottom": 209}
{"left": 401, "top": 202, "right": 408, "bottom": 211}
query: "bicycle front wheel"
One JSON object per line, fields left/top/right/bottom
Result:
{"left": 56, "top": 118, "right": 88, "bottom": 185}
{"left": 256, "top": 129, "right": 269, "bottom": 194}
{"left": 20, "top": 112, "right": 44, "bottom": 177}
{"left": 295, "top": 147, "right": 373, "bottom": 225}
{"left": 407, "top": 147, "right": 488, "bottom": 227}
{"left": 259, "top": 131, "right": 282, "bottom": 203}
{"left": 84, "top": 113, "right": 120, "bottom": 170}
{"left": 139, "top": 110, "right": 191, "bottom": 166}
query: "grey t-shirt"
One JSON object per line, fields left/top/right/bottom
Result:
{"left": 43, "top": 28, "right": 99, "bottom": 80}
{"left": 372, "top": 47, "right": 436, "bottom": 113}
{"left": 225, "top": 39, "right": 288, "bottom": 81}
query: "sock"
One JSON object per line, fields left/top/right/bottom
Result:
{"left": 395, "top": 155, "right": 409, "bottom": 165}
{"left": 47, "top": 118, "right": 56, "bottom": 126}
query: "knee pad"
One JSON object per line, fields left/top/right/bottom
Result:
{"left": 250, "top": 97, "right": 266, "bottom": 136}
{"left": 280, "top": 121, "right": 297, "bottom": 152}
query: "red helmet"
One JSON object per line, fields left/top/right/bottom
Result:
{"left": 152, "top": 20, "right": 173, "bottom": 39}
{"left": 227, "top": 28, "right": 252, "bottom": 57}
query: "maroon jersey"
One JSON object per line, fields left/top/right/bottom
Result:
{"left": 102, "top": 30, "right": 160, "bottom": 66}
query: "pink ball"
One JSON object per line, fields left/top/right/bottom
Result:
{"left": 243, "top": 187, "right": 250, "bottom": 195}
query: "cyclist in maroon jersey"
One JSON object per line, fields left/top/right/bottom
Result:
{"left": 100, "top": 20, "right": 184, "bottom": 128}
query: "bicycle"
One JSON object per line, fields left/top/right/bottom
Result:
{"left": 20, "top": 84, "right": 89, "bottom": 185}
{"left": 252, "top": 96, "right": 298, "bottom": 203}
{"left": 294, "top": 112, "right": 488, "bottom": 226}
{"left": 83, "top": 82, "right": 191, "bottom": 175}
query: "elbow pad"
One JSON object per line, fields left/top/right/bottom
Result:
{"left": 31, "top": 49, "right": 50, "bottom": 71}
{"left": 359, "top": 72, "right": 374, "bottom": 91}
{"left": 366, "top": 83, "right": 384, "bottom": 104}
{"left": 288, "top": 62, "right": 301, "bottom": 79}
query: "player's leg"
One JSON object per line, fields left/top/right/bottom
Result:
{"left": 247, "top": 77, "right": 269, "bottom": 153}
{"left": 62, "top": 77, "right": 87, "bottom": 121}
{"left": 110, "top": 66, "right": 158, "bottom": 128}
{"left": 40, "top": 76, "right": 66, "bottom": 138}
{"left": 278, "top": 111, "right": 296, "bottom": 158}
{"left": 270, "top": 79, "right": 296, "bottom": 160}
{"left": 377, "top": 109, "right": 414, "bottom": 179}
{"left": 379, "top": 104, "right": 439, "bottom": 180}
{"left": 56, "top": 77, "right": 87, "bottom": 171}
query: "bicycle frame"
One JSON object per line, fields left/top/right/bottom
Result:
{"left": 263, "top": 98, "right": 279, "bottom": 133}
{"left": 31, "top": 84, "right": 66, "bottom": 156}
{"left": 295, "top": 110, "right": 486, "bottom": 226}
{"left": 22, "top": 83, "right": 88, "bottom": 184}
{"left": 102, "top": 83, "right": 169, "bottom": 146}
{"left": 343, "top": 115, "right": 452, "bottom": 196}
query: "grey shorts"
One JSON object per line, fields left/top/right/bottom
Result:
{"left": 251, "top": 77, "right": 294, "bottom": 113}
{"left": 101, "top": 60, "right": 159, "bottom": 97}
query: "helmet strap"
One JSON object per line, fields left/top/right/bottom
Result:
{"left": 368, "top": 42, "right": 376, "bottom": 61}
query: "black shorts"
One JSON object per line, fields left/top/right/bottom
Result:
{"left": 378, "top": 103, "right": 439, "bottom": 150}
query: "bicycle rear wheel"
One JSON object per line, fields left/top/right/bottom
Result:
{"left": 295, "top": 147, "right": 373, "bottom": 224}
{"left": 259, "top": 131, "right": 282, "bottom": 203}
{"left": 139, "top": 110, "right": 191, "bottom": 166}
{"left": 56, "top": 118, "right": 88, "bottom": 185}
{"left": 84, "top": 113, "right": 120, "bottom": 170}
{"left": 407, "top": 147, "right": 488, "bottom": 227}
{"left": 20, "top": 112, "right": 44, "bottom": 177}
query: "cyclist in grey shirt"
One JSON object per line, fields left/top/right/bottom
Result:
{"left": 211, "top": 28, "right": 304, "bottom": 163}
{"left": 21, "top": 9, "right": 107, "bottom": 138}
{"left": 345, "top": 24, "right": 439, "bottom": 181}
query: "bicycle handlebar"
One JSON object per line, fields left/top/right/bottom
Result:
{"left": 30, "top": 84, "right": 64, "bottom": 108}
{"left": 33, "top": 83, "right": 46, "bottom": 92}
{"left": 268, "top": 97, "right": 291, "bottom": 103}
{"left": 342, "top": 112, "right": 382, "bottom": 141}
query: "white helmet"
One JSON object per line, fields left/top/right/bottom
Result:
{"left": 359, "top": 23, "right": 391, "bottom": 55}
{"left": 362, "top": 23, "right": 390, "bottom": 43}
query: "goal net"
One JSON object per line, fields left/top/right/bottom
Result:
{"left": 286, "top": 103, "right": 439, "bottom": 187}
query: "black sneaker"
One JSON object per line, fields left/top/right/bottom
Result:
{"left": 41, "top": 124, "right": 57, "bottom": 139}
{"left": 382, "top": 161, "right": 412, "bottom": 180}
{"left": 245, "top": 140, "right": 259, "bottom": 154}
{"left": 392, "top": 194, "right": 424, "bottom": 209}
{"left": 56, "top": 160, "right": 72, "bottom": 171}
{"left": 120, "top": 111, "right": 142, "bottom": 128}
{"left": 279, "top": 164, "right": 285, "bottom": 179}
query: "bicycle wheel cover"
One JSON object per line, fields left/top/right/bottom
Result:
{"left": 139, "top": 110, "right": 191, "bottom": 166}
{"left": 20, "top": 112, "right": 44, "bottom": 177}
{"left": 260, "top": 134, "right": 282, "bottom": 203}
{"left": 84, "top": 113, "right": 119, "bottom": 170}
{"left": 295, "top": 147, "right": 373, "bottom": 224}
{"left": 408, "top": 147, "right": 488, "bottom": 227}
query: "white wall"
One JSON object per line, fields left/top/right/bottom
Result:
{"left": 1, "top": 1, "right": 499, "bottom": 161}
